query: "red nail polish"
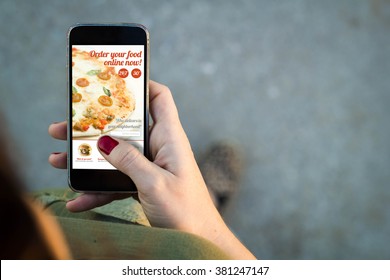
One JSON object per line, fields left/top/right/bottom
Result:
{"left": 98, "top": 136, "right": 119, "bottom": 155}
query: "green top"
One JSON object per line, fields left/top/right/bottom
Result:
{"left": 33, "top": 189, "right": 231, "bottom": 260}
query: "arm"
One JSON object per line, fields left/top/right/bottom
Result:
{"left": 49, "top": 80, "right": 256, "bottom": 259}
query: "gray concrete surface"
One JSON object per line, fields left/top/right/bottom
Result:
{"left": 1, "top": 0, "right": 389, "bottom": 259}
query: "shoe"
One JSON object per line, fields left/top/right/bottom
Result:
{"left": 199, "top": 142, "right": 243, "bottom": 212}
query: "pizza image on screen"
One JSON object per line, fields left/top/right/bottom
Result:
{"left": 71, "top": 48, "right": 135, "bottom": 137}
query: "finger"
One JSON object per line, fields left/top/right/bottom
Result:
{"left": 148, "top": 81, "right": 190, "bottom": 148}
{"left": 148, "top": 81, "right": 194, "bottom": 169}
{"left": 149, "top": 80, "right": 180, "bottom": 126}
{"left": 97, "top": 135, "right": 161, "bottom": 189}
{"left": 48, "top": 152, "right": 67, "bottom": 169}
{"left": 48, "top": 121, "right": 67, "bottom": 140}
{"left": 66, "top": 193, "right": 130, "bottom": 212}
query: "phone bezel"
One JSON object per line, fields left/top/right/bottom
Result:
{"left": 67, "top": 24, "right": 149, "bottom": 193}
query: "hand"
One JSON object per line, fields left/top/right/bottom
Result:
{"left": 49, "top": 80, "right": 255, "bottom": 259}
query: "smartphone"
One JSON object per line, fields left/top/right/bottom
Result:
{"left": 67, "top": 24, "right": 149, "bottom": 192}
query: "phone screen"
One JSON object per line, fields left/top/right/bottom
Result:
{"left": 71, "top": 45, "right": 145, "bottom": 169}
{"left": 68, "top": 24, "right": 149, "bottom": 192}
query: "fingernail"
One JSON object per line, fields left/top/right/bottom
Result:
{"left": 98, "top": 136, "right": 119, "bottom": 155}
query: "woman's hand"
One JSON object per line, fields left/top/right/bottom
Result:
{"left": 48, "top": 80, "right": 256, "bottom": 259}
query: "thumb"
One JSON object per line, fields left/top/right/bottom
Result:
{"left": 97, "top": 135, "right": 156, "bottom": 187}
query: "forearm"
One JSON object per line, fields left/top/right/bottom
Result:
{"left": 213, "top": 222, "right": 257, "bottom": 260}
{"left": 196, "top": 209, "right": 256, "bottom": 260}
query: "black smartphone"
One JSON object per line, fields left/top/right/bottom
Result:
{"left": 67, "top": 24, "right": 149, "bottom": 192}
